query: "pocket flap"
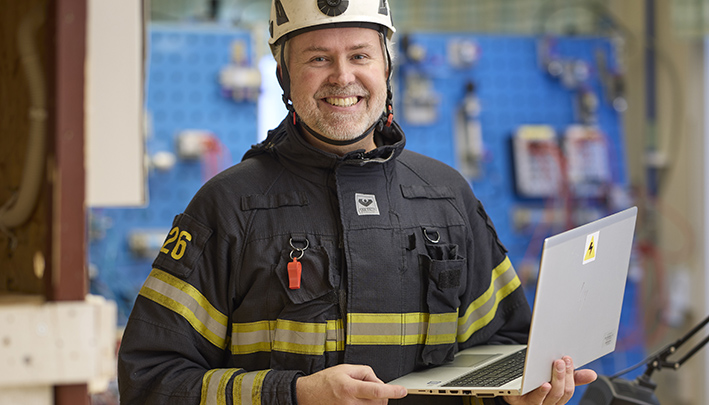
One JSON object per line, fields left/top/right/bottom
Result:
{"left": 277, "top": 246, "right": 334, "bottom": 304}
{"left": 400, "top": 185, "right": 455, "bottom": 200}
{"left": 241, "top": 191, "right": 309, "bottom": 210}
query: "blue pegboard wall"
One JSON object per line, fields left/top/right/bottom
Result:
{"left": 395, "top": 33, "right": 644, "bottom": 402}
{"left": 88, "top": 26, "right": 646, "bottom": 399}
{"left": 89, "top": 24, "right": 260, "bottom": 325}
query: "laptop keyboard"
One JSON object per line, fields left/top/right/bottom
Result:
{"left": 443, "top": 348, "right": 527, "bottom": 387}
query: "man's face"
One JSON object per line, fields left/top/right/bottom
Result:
{"left": 287, "top": 27, "right": 388, "bottom": 142}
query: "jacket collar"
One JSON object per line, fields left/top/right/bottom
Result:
{"left": 244, "top": 116, "right": 407, "bottom": 185}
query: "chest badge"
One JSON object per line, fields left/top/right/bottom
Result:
{"left": 355, "top": 193, "right": 380, "bottom": 216}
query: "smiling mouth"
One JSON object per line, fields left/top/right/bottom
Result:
{"left": 325, "top": 96, "right": 360, "bottom": 107}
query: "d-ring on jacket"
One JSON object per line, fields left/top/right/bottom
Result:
{"left": 117, "top": 117, "right": 532, "bottom": 405}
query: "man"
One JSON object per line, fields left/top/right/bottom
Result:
{"left": 117, "top": 1, "right": 596, "bottom": 404}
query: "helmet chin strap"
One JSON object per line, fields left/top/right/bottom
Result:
{"left": 298, "top": 116, "right": 379, "bottom": 146}
{"left": 277, "top": 29, "right": 394, "bottom": 147}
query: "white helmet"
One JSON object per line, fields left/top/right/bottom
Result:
{"left": 269, "top": 0, "right": 396, "bottom": 48}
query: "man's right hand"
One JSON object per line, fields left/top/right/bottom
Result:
{"left": 296, "top": 364, "right": 408, "bottom": 404}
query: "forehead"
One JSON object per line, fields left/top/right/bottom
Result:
{"left": 288, "top": 27, "right": 382, "bottom": 53}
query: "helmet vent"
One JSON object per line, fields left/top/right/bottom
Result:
{"left": 378, "top": 0, "right": 388, "bottom": 15}
{"left": 275, "top": 0, "right": 289, "bottom": 25}
{"left": 318, "top": 0, "right": 349, "bottom": 17}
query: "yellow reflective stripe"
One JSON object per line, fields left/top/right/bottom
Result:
{"left": 232, "top": 320, "right": 345, "bottom": 355}
{"left": 458, "top": 257, "right": 521, "bottom": 342}
{"left": 426, "top": 312, "right": 459, "bottom": 345}
{"left": 233, "top": 373, "right": 245, "bottom": 405}
{"left": 251, "top": 370, "right": 269, "bottom": 404}
{"left": 348, "top": 312, "right": 426, "bottom": 345}
{"left": 326, "top": 319, "right": 345, "bottom": 351}
{"left": 348, "top": 312, "right": 457, "bottom": 346}
{"left": 232, "top": 320, "right": 274, "bottom": 355}
{"left": 200, "top": 369, "right": 220, "bottom": 405}
{"left": 200, "top": 369, "right": 238, "bottom": 405}
{"left": 140, "top": 269, "right": 228, "bottom": 349}
{"left": 273, "top": 319, "right": 326, "bottom": 355}
{"left": 233, "top": 370, "right": 270, "bottom": 405}
{"left": 217, "top": 369, "right": 239, "bottom": 405}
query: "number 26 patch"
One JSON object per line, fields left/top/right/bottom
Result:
{"left": 153, "top": 213, "right": 213, "bottom": 278}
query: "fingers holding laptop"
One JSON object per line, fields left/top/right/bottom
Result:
{"left": 502, "top": 356, "right": 597, "bottom": 405}
{"left": 295, "top": 364, "right": 408, "bottom": 405}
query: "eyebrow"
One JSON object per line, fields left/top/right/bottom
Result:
{"left": 301, "top": 43, "right": 374, "bottom": 53}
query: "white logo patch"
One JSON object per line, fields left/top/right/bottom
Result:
{"left": 355, "top": 193, "right": 380, "bottom": 216}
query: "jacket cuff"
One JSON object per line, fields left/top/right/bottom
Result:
{"left": 257, "top": 369, "right": 304, "bottom": 405}
{"left": 292, "top": 375, "right": 300, "bottom": 404}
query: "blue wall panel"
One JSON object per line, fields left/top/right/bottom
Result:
{"left": 395, "top": 33, "right": 641, "bottom": 402}
{"left": 89, "top": 25, "right": 259, "bottom": 324}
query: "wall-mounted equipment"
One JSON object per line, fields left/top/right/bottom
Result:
{"left": 219, "top": 39, "right": 261, "bottom": 102}
{"left": 512, "top": 125, "right": 563, "bottom": 198}
{"left": 454, "top": 81, "right": 484, "bottom": 179}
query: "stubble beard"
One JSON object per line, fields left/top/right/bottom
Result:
{"left": 295, "top": 84, "right": 386, "bottom": 141}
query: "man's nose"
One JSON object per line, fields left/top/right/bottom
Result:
{"left": 328, "top": 58, "right": 356, "bottom": 85}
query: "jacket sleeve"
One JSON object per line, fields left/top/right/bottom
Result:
{"left": 117, "top": 198, "right": 302, "bottom": 404}
{"left": 456, "top": 190, "right": 532, "bottom": 350}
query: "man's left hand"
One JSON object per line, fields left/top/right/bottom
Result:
{"left": 503, "top": 356, "right": 597, "bottom": 405}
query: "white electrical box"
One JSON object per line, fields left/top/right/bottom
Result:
{"left": 512, "top": 125, "right": 562, "bottom": 197}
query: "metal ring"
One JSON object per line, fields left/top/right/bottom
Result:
{"left": 289, "top": 249, "right": 305, "bottom": 260}
{"left": 289, "top": 237, "right": 310, "bottom": 251}
{"left": 423, "top": 228, "right": 441, "bottom": 244}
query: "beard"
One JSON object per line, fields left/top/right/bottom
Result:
{"left": 293, "top": 83, "right": 386, "bottom": 142}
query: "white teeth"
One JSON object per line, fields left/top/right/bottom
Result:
{"left": 326, "top": 97, "right": 358, "bottom": 107}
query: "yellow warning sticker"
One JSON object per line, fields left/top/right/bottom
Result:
{"left": 583, "top": 231, "right": 600, "bottom": 264}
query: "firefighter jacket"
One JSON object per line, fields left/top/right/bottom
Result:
{"left": 117, "top": 117, "right": 532, "bottom": 405}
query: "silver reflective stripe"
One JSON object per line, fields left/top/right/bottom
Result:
{"left": 273, "top": 319, "right": 325, "bottom": 353}
{"left": 201, "top": 369, "right": 231, "bottom": 405}
{"left": 141, "top": 269, "right": 228, "bottom": 348}
{"left": 326, "top": 319, "right": 345, "bottom": 351}
{"left": 240, "top": 372, "right": 257, "bottom": 405}
{"left": 232, "top": 370, "right": 270, "bottom": 405}
{"left": 232, "top": 320, "right": 346, "bottom": 355}
{"left": 232, "top": 321, "right": 274, "bottom": 354}
{"left": 348, "top": 313, "right": 429, "bottom": 345}
{"left": 458, "top": 257, "right": 521, "bottom": 341}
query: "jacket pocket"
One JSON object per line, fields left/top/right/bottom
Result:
{"left": 270, "top": 239, "right": 338, "bottom": 373}
{"left": 276, "top": 244, "right": 335, "bottom": 304}
{"left": 419, "top": 239, "right": 466, "bottom": 366}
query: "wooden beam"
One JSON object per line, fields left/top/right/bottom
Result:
{"left": 46, "top": 0, "right": 89, "bottom": 403}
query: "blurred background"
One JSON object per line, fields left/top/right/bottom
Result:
{"left": 2, "top": 0, "right": 709, "bottom": 404}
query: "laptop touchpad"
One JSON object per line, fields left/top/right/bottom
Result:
{"left": 445, "top": 353, "right": 499, "bottom": 368}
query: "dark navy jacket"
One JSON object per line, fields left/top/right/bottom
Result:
{"left": 117, "top": 117, "right": 531, "bottom": 404}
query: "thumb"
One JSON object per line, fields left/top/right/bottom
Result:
{"left": 355, "top": 381, "right": 407, "bottom": 400}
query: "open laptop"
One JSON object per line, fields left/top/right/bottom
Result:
{"left": 390, "top": 206, "right": 638, "bottom": 398}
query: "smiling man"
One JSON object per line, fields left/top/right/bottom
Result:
{"left": 117, "top": 1, "right": 595, "bottom": 404}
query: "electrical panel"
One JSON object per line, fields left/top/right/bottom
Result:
{"left": 512, "top": 125, "right": 561, "bottom": 198}
{"left": 564, "top": 125, "right": 612, "bottom": 197}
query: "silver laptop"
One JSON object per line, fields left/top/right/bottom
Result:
{"left": 390, "top": 206, "right": 638, "bottom": 398}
